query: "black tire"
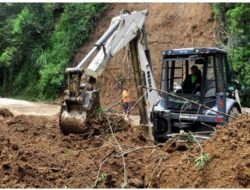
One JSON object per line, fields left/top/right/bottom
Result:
{"left": 153, "top": 117, "right": 169, "bottom": 143}
{"left": 228, "top": 106, "right": 240, "bottom": 123}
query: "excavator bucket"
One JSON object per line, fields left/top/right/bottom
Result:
{"left": 59, "top": 90, "right": 100, "bottom": 135}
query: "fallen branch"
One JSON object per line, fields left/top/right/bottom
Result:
{"left": 127, "top": 90, "right": 146, "bottom": 114}
{"left": 116, "top": 144, "right": 164, "bottom": 157}
{"left": 106, "top": 116, "right": 128, "bottom": 188}
{"left": 188, "top": 131, "right": 210, "bottom": 170}
{"left": 189, "top": 131, "right": 204, "bottom": 152}
{"left": 142, "top": 85, "right": 237, "bottom": 120}
{"left": 95, "top": 135, "right": 118, "bottom": 149}
{"left": 93, "top": 150, "right": 115, "bottom": 188}
{"left": 148, "top": 155, "right": 163, "bottom": 188}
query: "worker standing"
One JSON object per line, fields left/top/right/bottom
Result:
{"left": 122, "top": 86, "right": 130, "bottom": 120}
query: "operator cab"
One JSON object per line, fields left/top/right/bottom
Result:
{"left": 161, "top": 47, "right": 229, "bottom": 113}
{"left": 152, "top": 47, "right": 241, "bottom": 142}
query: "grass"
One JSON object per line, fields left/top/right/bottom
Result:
{"left": 195, "top": 152, "right": 210, "bottom": 170}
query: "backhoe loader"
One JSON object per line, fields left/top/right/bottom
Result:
{"left": 59, "top": 10, "right": 241, "bottom": 142}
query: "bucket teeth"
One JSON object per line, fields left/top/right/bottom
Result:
{"left": 59, "top": 90, "right": 100, "bottom": 135}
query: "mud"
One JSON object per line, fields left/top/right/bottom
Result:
{"left": 0, "top": 108, "right": 249, "bottom": 188}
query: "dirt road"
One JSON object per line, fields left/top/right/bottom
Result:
{"left": 0, "top": 98, "right": 60, "bottom": 116}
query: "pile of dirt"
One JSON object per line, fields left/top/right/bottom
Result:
{"left": 82, "top": 114, "right": 130, "bottom": 138}
{"left": 143, "top": 115, "right": 250, "bottom": 188}
{"left": 0, "top": 108, "right": 14, "bottom": 118}
{"left": 0, "top": 113, "right": 148, "bottom": 188}
{"left": 0, "top": 112, "right": 249, "bottom": 188}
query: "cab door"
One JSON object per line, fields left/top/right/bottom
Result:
{"left": 203, "top": 53, "right": 226, "bottom": 111}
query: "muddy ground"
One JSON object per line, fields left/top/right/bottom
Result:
{"left": 0, "top": 107, "right": 249, "bottom": 188}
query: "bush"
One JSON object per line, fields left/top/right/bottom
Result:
{"left": 0, "top": 3, "right": 106, "bottom": 100}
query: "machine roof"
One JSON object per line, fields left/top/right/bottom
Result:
{"left": 162, "top": 47, "right": 226, "bottom": 56}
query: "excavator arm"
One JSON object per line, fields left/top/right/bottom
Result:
{"left": 59, "top": 10, "right": 158, "bottom": 134}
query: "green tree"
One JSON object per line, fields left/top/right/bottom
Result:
{"left": 213, "top": 3, "right": 250, "bottom": 106}
{"left": 0, "top": 3, "right": 106, "bottom": 100}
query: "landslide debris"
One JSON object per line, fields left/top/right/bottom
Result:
{"left": 0, "top": 112, "right": 249, "bottom": 188}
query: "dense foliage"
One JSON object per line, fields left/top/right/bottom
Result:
{"left": 0, "top": 3, "right": 106, "bottom": 100}
{"left": 213, "top": 3, "right": 250, "bottom": 106}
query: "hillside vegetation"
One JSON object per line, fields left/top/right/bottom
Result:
{"left": 0, "top": 3, "right": 106, "bottom": 100}
{"left": 213, "top": 3, "right": 250, "bottom": 106}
